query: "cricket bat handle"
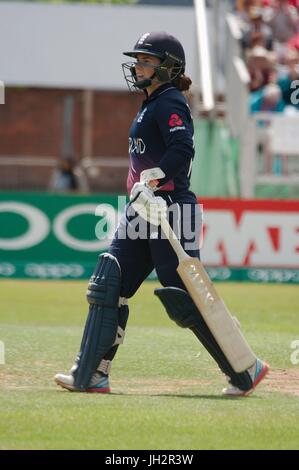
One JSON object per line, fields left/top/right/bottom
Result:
{"left": 160, "top": 215, "right": 190, "bottom": 263}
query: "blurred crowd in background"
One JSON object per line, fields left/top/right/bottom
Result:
{"left": 234, "top": 0, "right": 299, "bottom": 113}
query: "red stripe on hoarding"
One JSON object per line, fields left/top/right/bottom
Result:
{"left": 199, "top": 198, "right": 299, "bottom": 212}
{"left": 197, "top": 198, "right": 299, "bottom": 269}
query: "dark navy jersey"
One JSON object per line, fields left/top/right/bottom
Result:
{"left": 127, "top": 83, "right": 196, "bottom": 203}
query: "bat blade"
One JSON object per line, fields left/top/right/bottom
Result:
{"left": 177, "top": 257, "right": 256, "bottom": 373}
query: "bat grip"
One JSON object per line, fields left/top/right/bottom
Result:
{"left": 160, "top": 215, "right": 189, "bottom": 263}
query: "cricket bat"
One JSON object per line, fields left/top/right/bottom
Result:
{"left": 159, "top": 215, "right": 256, "bottom": 373}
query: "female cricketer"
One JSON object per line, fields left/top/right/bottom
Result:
{"left": 55, "top": 31, "right": 268, "bottom": 397}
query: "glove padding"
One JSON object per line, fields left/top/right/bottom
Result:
{"left": 130, "top": 181, "right": 154, "bottom": 201}
{"left": 130, "top": 182, "right": 167, "bottom": 226}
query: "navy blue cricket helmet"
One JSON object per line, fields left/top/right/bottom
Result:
{"left": 122, "top": 31, "right": 186, "bottom": 91}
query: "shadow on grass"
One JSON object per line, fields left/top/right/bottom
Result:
{"left": 109, "top": 391, "right": 262, "bottom": 401}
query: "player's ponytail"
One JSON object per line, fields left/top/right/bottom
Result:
{"left": 172, "top": 74, "right": 192, "bottom": 92}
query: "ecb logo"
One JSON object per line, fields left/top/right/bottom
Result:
{"left": 0, "top": 80, "right": 4, "bottom": 104}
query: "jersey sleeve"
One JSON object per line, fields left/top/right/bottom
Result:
{"left": 153, "top": 94, "right": 194, "bottom": 187}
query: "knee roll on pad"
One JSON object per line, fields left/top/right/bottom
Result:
{"left": 73, "top": 253, "right": 121, "bottom": 390}
{"left": 155, "top": 287, "right": 253, "bottom": 392}
{"left": 86, "top": 254, "right": 121, "bottom": 306}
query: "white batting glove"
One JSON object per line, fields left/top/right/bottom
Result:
{"left": 130, "top": 181, "right": 154, "bottom": 202}
{"left": 140, "top": 167, "right": 165, "bottom": 185}
{"left": 130, "top": 183, "right": 167, "bottom": 226}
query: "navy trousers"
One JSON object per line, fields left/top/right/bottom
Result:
{"left": 109, "top": 200, "right": 202, "bottom": 299}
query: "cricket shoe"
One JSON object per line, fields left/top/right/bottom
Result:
{"left": 222, "top": 358, "right": 269, "bottom": 397}
{"left": 54, "top": 371, "right": 111, "bottom": 393}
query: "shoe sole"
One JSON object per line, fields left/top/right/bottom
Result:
{"left": 223, "top": 362, "right": 270, "bottom": 398}
{"left": 86, "top": 387, "right": 111, "bottom": 393}
{"left": 55, "top": 378, "right": 110, "bottom": 393}
{"left": 244, "top": 362, "right": 270, "bottom": 396}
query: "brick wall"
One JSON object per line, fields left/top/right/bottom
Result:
{"left": 0, "top": 87, "right": 143, "bottom": 191}
{"left": 0, "top": 88, "right": 79, "bottom": 157}
{"left": 93, "top": 91, "right": 141, "bottom": 157}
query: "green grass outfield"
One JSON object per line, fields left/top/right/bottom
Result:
{"left": 0, "top": 280, "right": 298, "bottom": 450}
